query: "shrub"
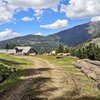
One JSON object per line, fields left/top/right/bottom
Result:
{"left": 0, "top": 63, "right": 17, "bottom": 83}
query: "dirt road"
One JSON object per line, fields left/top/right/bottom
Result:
{"left": 1, "top": 57, "right": 80, "bottom": 100}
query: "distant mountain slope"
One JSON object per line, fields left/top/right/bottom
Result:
{"left": 0, "top": 35, "right": 59, "bottom": 52}
{"left": 79, "top": 21, "right": 100, "bottom": 48}
{"left": 88, "top": 21, "right": 100, "bottom": 37}
{"left": 0, "top": 21, "right": 100, "bottom": 52}
{"left": 50, "top": 22, "right": 90, "bottom": 46}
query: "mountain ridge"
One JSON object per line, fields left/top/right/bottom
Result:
{"left": 0, "top": 21, "right": 99, "bottom": 52}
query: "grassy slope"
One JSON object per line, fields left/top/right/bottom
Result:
{"left": 0, "top": 54, "right": 33, "bottom": 95}
{"left": 39, "top": 55, "right": 100, "bottom": 98}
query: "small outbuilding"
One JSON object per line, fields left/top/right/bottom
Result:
{"left": 0, "top": 49, "right": 16, "bottom": 54}
{"left": 0, "top": 49, "right": 8, "bottom": 54}
{"left": 7, "top": 49, "right": 16, "bottom": 54}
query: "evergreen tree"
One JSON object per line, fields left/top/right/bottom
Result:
{"left": 64, "top": 46, "right": 69, "bottom": 53}
{"left": 5, "top": 43, "right": 16, "bottom": 49}
{"left": 76, "top": 49, "right": 83, "bottom": 58}
{"left": 85, "top": 43, "right": 95, "bottom": 60}
{"left": 5, "top": 43, "right": 9, "bottom": 49}
{"left": 94, "top": 44, "right": 100, "bottom": 60}
{"left": 70, "top": 48, "right": 76, "bottom": 56}
{"left": 74, "top": 43, "right": 100, "bottom": 61}
{"left": 56, "top": 43, "right": 64, "bottom": 53}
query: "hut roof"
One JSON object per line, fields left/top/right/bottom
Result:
{"left": 14, "top": 46, "right": 37, "bottom": 54}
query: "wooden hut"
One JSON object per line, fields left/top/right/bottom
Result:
{"left": 14, "top": 46, "right": 38, "bottom": 55}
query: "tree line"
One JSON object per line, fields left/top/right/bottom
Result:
{"left": 4, "top": 42, "right": 100, "bottom": 61}
{"left": 56, "top": 43, "right": 100, "bottom": 61}
{"left": 4, "top": 43, "right": 17, "bottom": 49}
{"left": 73, "top": 43, "right": 100, "bottom": 61}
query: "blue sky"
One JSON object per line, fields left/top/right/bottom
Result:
{"left": 0, "top": 0, "right": 100, "bottom": 41}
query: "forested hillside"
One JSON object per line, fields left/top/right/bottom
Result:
{"left": 0, "top": 23, "right": 90, "bottom": 51}
{"left": 0, "top": 21, "right": 100, "bottom": 53}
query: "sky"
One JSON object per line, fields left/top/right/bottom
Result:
{"left": 0, "top": 0, "right": 100, "bottom": 41}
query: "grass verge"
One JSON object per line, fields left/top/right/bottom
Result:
{"left": 38, "top": 55, "right": 100, "bottom": 98}
{"left": 0, "top": 54, "right": 33, "bottom": 95}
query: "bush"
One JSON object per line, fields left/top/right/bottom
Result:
{"left": 0, "top": 63, "right": 17, "bottom": 83}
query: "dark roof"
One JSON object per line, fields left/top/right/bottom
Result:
{"left": 15, "top": 46, "right": 38, "bottom": 53}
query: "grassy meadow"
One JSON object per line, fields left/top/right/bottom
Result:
{"left": 0, "top": 54, "right": 100, "bottom": 99}
{"left": 38, "top": 55, "right": 100, "bottom": 98}
{"left": 0, "top": 54, "right": 33, "bottom": 95}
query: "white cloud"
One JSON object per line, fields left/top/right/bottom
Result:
{"left": 61, "top": 0, "right": 100, "bottom": 19}
{"left": 40, "top": 19, "right": 68, "bottom": 29}
{"left": 0, "top": 0, "right": 60, "bottom": 24}
{"left": 22, "top": 17, "right": 34, "bottom": 21}
{"left": 0, "top": 1, "right": 14, "bottom": 24}
{"left": 35, "top": 32, "right": 44, "bottom": 36}
{"left": 34, "top": 9, "right": 43, "bottom": 16}
{"left": 0, "top": 29, "right": 20, "bottom": 41}
{"left": 34, "top": 9, "right": 43, "bottom": 20}
{"left": 91, "top": 16, "right": 100, "bottom": 22}
{"left": 7, "top": 0, "right": 59, "bottom": 10}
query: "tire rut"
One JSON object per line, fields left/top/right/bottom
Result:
{"left": 1, "top": 57, "right": 80, "bottom": 100}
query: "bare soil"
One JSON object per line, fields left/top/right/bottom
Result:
{"left": 1, "top": 57, "right": 81, "bottom": 100}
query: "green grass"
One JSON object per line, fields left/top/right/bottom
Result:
{"left": 39, "top": 55, "right": 78, "bottom": 73}
{"left": 0, "top": 54, "right": 32, "bottom": 69}
{"left": 38, "top": 55, "right": 100, "bottom": 98}
{"left": 0, "top": 54, "right": 33, "bottom": 94}
{"left": 0, "top": 54, "right": 100, "bottom": 99}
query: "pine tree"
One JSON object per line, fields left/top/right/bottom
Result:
{"left": 64, "top": 46, "right": 69, "bottom": 53}
{"left": 5, "top": 43, "right": 16, "bottom": 49}
{"left": 75, "top": 43, "right": 100, "bottom": 61}
{"left": 5, "top": 43, "right": 9, "bottom": 49}
{"left": 94, "top": 44, "right": 100, "bottom": 60}
{"left": 56, "top": 43, "right": 64, "bottom": 53}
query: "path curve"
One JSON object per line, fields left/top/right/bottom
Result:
{"left": 1, "top": 57, "right": 79, "bottom": 100}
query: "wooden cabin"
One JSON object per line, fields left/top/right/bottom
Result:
{"left": 14, "top": 46, "right": 38, "bottom": 55}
